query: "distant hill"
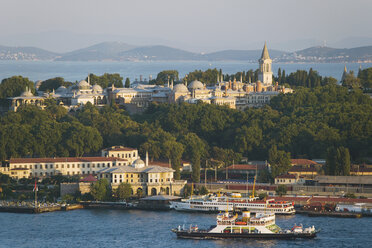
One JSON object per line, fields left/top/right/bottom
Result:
{"left": 56, "top": 42, "right": 136, "bottom": 61}
{"left": 1, "top": 42, "right": 372, "bottom": 62}
{"left": 117, "top": 45, "right": 200, "bottom": 61}
{"left": 0, "top": 45, "right": 58, "bottom": 60}
{"left": 202, "top": 49, "right": 287, "bottom": 62}
{"left": 282, "top": 46, "right": 372, "bottom": 62}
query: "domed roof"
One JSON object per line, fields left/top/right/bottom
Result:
{"left": 78, "top": 80, "right": 90, "bottom": 89}
{"left": 56, "top": 86, "right": 67, "bottom": 93}
{"left": 20, "top": 90, "right": 34, "bottom": 97}
{"left": 92, "top": 84, "right": 103, "bottom": 92}
{"left": 188, "top": 80, "right": 204, "bottom": 89}
{"left": 173, "top": 83, "right": 189, "bottom": 93}
{"left": 132, "top": 158, "right": 145, "bottom": 169}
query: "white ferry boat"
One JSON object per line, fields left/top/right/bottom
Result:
{"left": 172, "top": 211, "right": 317, "bottom": 239}
{"left": 170, "top": 194, "right": 295, "bottom": 215}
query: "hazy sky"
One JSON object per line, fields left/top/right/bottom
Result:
{"left": 0, "top": 0, "right": 371, "bottom": 52}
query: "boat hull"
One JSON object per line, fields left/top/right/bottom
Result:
{"left": 172, "top": 230, "right": 317, "bottom": 240}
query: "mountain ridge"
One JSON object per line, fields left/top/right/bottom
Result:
{"left": 1, "top": 42, "right": 372, "bottom": 62}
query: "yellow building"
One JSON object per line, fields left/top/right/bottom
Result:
{"left": 101, "top": 146, "right": 139, "bottom": 164}
{"left": 98, "top": 157, "right": 186, "bottom": 196}
{"left": 7, "top": 157, "right": 128, "bottom": 178}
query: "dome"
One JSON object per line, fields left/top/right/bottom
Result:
{"left": 132, "top": 158, "right": 145, "bottom": 169}
{"left": 92, "top": 84, "right": 103, "bottom": 92}
{"left": 78, "top": 80, "right": 90, "bottom": 89}
{"left": 20, "top": 90, "right": 34, "bottom": 97}
{"left": 56, "top": 86, "right": 67, "bottom": 93}
{"left": 173, "top": 83, "right": 189, "bottom": 93}
{"left": 188, "top": 80, "right": 204, "bottom": 90}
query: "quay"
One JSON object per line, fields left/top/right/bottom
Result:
{"left": 0, "top": 201, "right": 83, "bottom": 214}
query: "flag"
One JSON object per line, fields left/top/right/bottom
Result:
{"left": 33, "top": 179, "right": 38, "bottom": 192}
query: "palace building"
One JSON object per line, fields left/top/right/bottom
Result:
{"left": 7, "top": 42, "right": 292, "bottom": 113}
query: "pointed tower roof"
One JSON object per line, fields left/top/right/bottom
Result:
{"left": 344, "top": 65, "right": 347, "bottom": 72}
{"left": 260, "top": 42, "right": 270, "bottom": 60}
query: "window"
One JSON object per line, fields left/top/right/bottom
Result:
{"left": 150, "top": 179, "right": 152, "bottom": 183}
{"left": 67, "top": 164, "right": 70, "bottom": 168}
{"left": 50, "top": 164, "right": 53, "bottom": 169}
{"left": 34, "top": 165, "right": 38, "bottom": 169}
{"left": 62, "top": 164, "right": 64, "bottom": 168}
{"left": 131, "top": 174, "right": 133, "bottom": 178}
{"left": 56, "top": 165, "right": 58, "bottom": 169}
{"left": 45, "top": 164, "right": 48, "bottom": 169}
{"left": 82, "top": 164, "right": 85, "bottom": 168}
{"left": 131, "top": 179, "right": 133, "bottom": 183}
{"left": 72, "top": 164, "right": 75, "bottom": 168}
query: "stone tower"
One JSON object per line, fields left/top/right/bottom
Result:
{"left": 258, "top": 42, "right": 273, "bottom": 86}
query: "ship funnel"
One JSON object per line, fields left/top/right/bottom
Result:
{"left": 242, "top": 211, "right": 250, "bottom": 222}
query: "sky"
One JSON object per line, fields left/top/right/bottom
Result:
{"left": 0, "top": 0, "right": 371, "bottom": 52}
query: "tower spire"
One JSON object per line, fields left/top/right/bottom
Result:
{"left": 261, "top": 41, "right": 270, "bottom": 60}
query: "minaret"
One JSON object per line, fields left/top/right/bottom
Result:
{"left": 341, "top": 65, "right": 348, "bottom": 83}
{"left": 258, "top": 42, "right": 273, "bottom": 86}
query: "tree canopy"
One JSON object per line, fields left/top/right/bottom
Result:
{"left": 87, "top": 73, "right": 123, "bottom": 88}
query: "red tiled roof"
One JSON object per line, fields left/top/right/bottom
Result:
{"left": 9, "top": 157, "right": 128, "bottom": 164}
{"left": 80, "top": 174, "right": 97, "bottom": 182}
{"left": 226, "top": 164, "right": 266, "bottom": 170}
{"left": 276, "top": 174, "right": 297, "bottom": 179}
{"left": 291, "top": 159, "right": 318, "bottom": 165}
{"left": 149, "top": 161, "right": 172, "bottom": 168}
{"left": 102, "top": 146, "right": 136, "bottom": 152}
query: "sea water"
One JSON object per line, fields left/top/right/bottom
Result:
{"left": 0, "top": 210, "right": 369, "bottom": 248}
{"left": 0, "top": 60, "right": 371, "bottom": 83}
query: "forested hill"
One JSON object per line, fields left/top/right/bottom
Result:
{"left": 0, "top": 84, "right": 371, "bottom": 180}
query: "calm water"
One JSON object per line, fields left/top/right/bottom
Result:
{"left": 0, "top": 210, "right": 370, "bottom": 248}
{"left": 0, "top": 60, "right": 371, "bottom": 82}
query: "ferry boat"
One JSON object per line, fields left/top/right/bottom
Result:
{"left": 170, "top": 194, "right": 295, "bottom": 215}
{"left": 172, "top": 211, "right": 318, "bottom": 239}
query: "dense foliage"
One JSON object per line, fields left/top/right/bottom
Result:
{"left": 0, "top": 83, "right": 371, "bottom": 182}
{"left": 87, "top": 73, "right": 123, "bottom": 88}
{"left": 38, "top": 77, "right": 72, "bottom": 92}
{"left": 150, "top": 70, "right": 179, "bottom": 85}
{"left": 276, "top": 68, "right": 337, "bottom": 88}
{"left": 0, "top": 76, "right": 35, "bottom": 106}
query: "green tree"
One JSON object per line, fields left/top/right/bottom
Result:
{"left": 342, "top": 71, "right": 361, "bottom": 89}
{"left": 90, "top": 179, "right": 112, "bottom": 201}
{"left": 125, "top": 78, "right": 130, "bottom": 88}
{"left": 268, "top": 145, "right": 291, "bottom": 179}
{"left": 38, "top": 77, "right": 72, "bottom": 92}
{"left": 88, "top": 73, "right": 123, "bottom": 89}
{"left": 153, "top": 70, "right": 179, "bottom": 85}
{"left": 199, "top": 186, "right": 209, "bottom": 195}
{"left": 275, "top": 185, "right": 287, "bottom": 196}
{"left": 0, "top": 76, "right": 35, "bottom": 100}
{"left": 116, "top": 182, "right": 132, "bottom": 201}
{"left": 357, "top": 67, "right": 372, "bottom": 90}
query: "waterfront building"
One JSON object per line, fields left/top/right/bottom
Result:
{"left": 6, "top": 157, "right": 129, "bottom": 178}
{"left": 97, "top": 155, "right": 186, "bottom": 196}
{"left": 274, "top": 174, "right": 305, "bottom": 185}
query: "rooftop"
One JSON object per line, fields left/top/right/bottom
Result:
{"left": 102, "top": 146, "right": 137, "bottom": 152}
{"left": 291, "top": 159, "right": 318, "bottom": 166}
{"left": 226, "top": 164, "right": 267, "bottom": 170}
{"left": 9, "top": 157, "right": 128, "bottom": 164}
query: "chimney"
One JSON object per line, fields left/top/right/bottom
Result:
{"left": 146, "top": 151, "right": 149, "bottom": 167}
